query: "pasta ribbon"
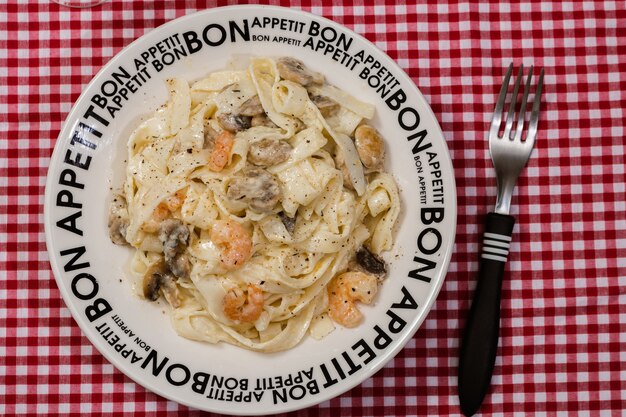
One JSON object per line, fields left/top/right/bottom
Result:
{"left": 110, "top": 57, "right": 401, "bottom": 352}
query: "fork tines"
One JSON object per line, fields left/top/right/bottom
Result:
{"left": 490, "top": 63, "right": 544, "bottom": 145}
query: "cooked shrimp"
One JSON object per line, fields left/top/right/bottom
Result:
{"left": 207, "top": 130, "right": 234, "bottom": 172}
{"left": 141, "top": 203, "right": 170, "bottom": 233}
{"left": 164, "top": 188, "right": 186, "bottom": 211}
{"left": 354, "top": 125, "right": 385, "bottom": 170}
{"left": 327, "top": 271, "right": 378, "bottom": 328}
{"left": 141, "top": 189, "right": 187, "bottom": 233}
{"left": 223, "top": 284, "right": 264, "bottom": 323}
{"left": 210, "top": 219, "right": 253, "bottom": 270}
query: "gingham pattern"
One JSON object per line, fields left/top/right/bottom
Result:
{"left": 1, "top": 0, "right": 625, "bottom": 416}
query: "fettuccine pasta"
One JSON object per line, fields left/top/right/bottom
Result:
{"left": 108, "top": 57, "right": 400, "bottom": 352}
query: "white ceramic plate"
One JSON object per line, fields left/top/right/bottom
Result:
{"left": 44, "top": 5, "right": 456, "bottom": 415}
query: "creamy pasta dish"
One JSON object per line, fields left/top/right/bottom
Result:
{"left": 108, "top": 57, "right": 400, "bottom": 352}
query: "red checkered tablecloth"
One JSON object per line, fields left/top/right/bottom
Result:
{"left": 1, "top": 0, "right": 625, "bottom": 416}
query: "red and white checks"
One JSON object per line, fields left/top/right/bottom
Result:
{"left": 1, "top": 1, "right": 624, "bottom": 416}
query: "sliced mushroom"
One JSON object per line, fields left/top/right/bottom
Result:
{"left": 159, "top": 219, "right": 189, "bottom": 259}
{"left": 169, "top": 252, "right": 191, "bottom": 279}
{"left": 250, "top": 113, "right": 277, "bottom": 128}
{"left": 108, "top": 194, "right": 130, "bottom": 245}
{"left": 226, "top": 168, "right": 282, "bottom": 213}
{"left": 217, "top": 112, "right": 252, "bottom": 132}
{"left": 248, "top": 138, "right": 292, "bottom": 166}
{"left": 277, "top": 57, "right": 324, "bottom": 86}
{"left": 238, "top": 95, "right": 265, "bottom": 117}
{"left": 355, "top": 246, "right": 387, "bottom": 278}
{"left": 310, "top": 94, "right": 339, "bottom": 118}
{"left": 158, "top": 219, "right": 191, "bottom": 278}
{"left": 142, "top": 259, "right": 181, "bottom": 308}
{"left": 278, "top": 211, "right": 296, "bottom": 235}
{"left": 354, "top": 125, "right": 385, "bottom": 170}
{"left": 143, "top": 260, "right": 167, "bottom": 301}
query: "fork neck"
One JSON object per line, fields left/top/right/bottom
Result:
{"left": 494, "top": 175, "right": 517, "bottom": 215}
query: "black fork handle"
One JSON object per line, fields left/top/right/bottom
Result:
{"left": 458, "top": 212, "right": 516, "bottom": 416}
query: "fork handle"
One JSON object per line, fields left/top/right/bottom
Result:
{"left": 458, "top": 212, "right": 515, "bottom": 416}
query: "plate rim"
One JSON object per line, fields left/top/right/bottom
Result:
{"left": 43, "top": 5, "right": 457, "bottom": 414}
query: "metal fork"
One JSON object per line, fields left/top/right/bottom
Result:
{"left": 458, "top": 63, "right": 544, "bottom": 416}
